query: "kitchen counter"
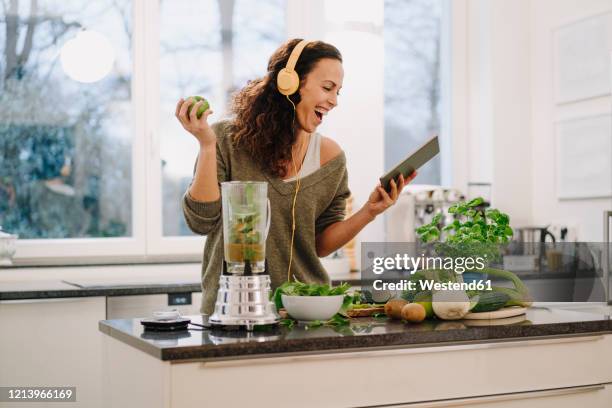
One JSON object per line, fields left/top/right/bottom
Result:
{"left": 0, "top": 272, "right": 359, "bottom": 300}
{"left": 99, "top": 306, "right": 612, "bottom": 407}
{"left": 99, "top": 306, "right": 612, "bottom": 362}
{"left": 0, "top": 279, "right": 202, "bottom": 300}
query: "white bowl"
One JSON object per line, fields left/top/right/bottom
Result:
{"left": 281, "top": 294, "right": 344, "bottom": 322}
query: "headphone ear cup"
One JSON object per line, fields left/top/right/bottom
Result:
{"left": 277, "top": 68, "right": 300, "bottom": 96}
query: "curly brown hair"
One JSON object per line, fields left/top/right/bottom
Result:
{"left": 229, "top": 39, "right": 342, "bottom": 178}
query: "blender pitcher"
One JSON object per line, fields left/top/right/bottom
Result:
{"left": 221, "top": 181, "right": 270, "bottom": 274}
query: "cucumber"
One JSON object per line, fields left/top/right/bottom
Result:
{"left": 471, "top": 291, "right": 510, "bottom": 313}
{"left": 468, "top": 268, "right": 533, "bottom": 307}
{"left": 491, "top": 286, "right": 526, "bottom": 307}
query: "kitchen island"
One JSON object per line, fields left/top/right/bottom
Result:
{"left": 99, "top": 307, "right": 612, "bottom": 407}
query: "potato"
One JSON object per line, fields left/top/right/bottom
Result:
{"left": 384, "top": 299, "right": 409, "bottom": 319}
{"left": 400, "top": 303, "right": 426, "bottom": 323}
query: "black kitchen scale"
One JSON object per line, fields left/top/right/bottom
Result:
{"left": 140, "top": 317, "right": 191, "bottom": 332}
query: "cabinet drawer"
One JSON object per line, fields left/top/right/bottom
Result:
{"left": 394, "top": 383, "right": 612, "bottom": 408}
{"left": 171, "top": 335, "right": 612, "bottom": 407}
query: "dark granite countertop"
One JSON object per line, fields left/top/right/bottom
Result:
{"left": 0, "top": 280, "right": 202, "bottom": 300}
{"left": 99, "top": 307, "right": 612, "bottom": 362}
{"left": 0, "top": 276, "right": 358, "bottom": 300}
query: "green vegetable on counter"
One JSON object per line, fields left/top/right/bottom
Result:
{"left": 464, "top": 268, "right": 532, "bottom": 308}
{"left": 471, "top": 291, "right": 510, "bottom": 313}
{"left": 401, "top": 197, "right": 533, "bottom": 319}
{"left": 350, "top": 303, "right": 386, "bottom": 309}
{"left": 279, "top": 318, "right": 295, "bottom": 329}
{"left": 417, "top": 197, "right": 513, "bottom": 245}
{"left": 304, "top": 314, "right": 350, "bottom": 329}
{"left": 416, "top": 197, "right": 513, "bottom": 264}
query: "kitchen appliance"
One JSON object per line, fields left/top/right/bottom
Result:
{"left": 208, "top": 181, "right": 280, "bottom": 330}
{"left": 514, "top": 226, "right": 556, "bottom": 270}
{"left": 140, "top": 317, "right": 191, "bottom": 332}
{"left": 515, "top": 226, "right": 556, "bottom": 256}
{"left": 515, "top": 226, "right": 556, "bottom": 251}
{"left": 385, "top": 185, "right": 464, "bottom": 242}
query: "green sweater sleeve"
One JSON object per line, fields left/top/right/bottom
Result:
{"left": 315, "top": 166, "right": 351, "bottom": 236}
{"left": 181, "top": 122, "right": 230, "bottom": 235}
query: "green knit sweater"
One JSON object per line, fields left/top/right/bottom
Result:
{"left": 182, "top": 120, "right": 351, "bottom": 315}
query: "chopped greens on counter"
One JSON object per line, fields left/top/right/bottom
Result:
{"left": 304, "top": 314, "right": 350, "bottom": 329}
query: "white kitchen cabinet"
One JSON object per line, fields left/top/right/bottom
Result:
{"left": 0, "top": 297, "right": 106, "bottom": 408}
{"left": 102, "top": 333, "right": 612, "bottom": 407}
{"left": 391, "top": 384, "right": 612, "bottom": 407}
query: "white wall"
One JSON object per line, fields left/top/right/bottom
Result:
{"left": 530, "top": 0, "right": 612, "bottom": 241}
{"left": 456, "top": 0, "right": 612, "bottom": 240}
{"left": 490, "top": 0, "right": 533, "bottom": 228}
{"left": 454, "top": 0, "right": 533, "bottom": 226}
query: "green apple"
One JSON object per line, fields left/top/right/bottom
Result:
{"left": 186, "top": 96, "right": 210, "bottom": 119}
{"left": 413, "top": 291, "right": 434, "bottom": 319}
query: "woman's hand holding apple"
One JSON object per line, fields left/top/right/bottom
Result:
{"left": 175, "top": 97, "right": 216, "bottom": 148}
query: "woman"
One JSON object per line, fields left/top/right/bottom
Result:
{"left": 176, "top": 39, "right": 416, "bottom": 315}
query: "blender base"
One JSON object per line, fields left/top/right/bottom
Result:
{"left": 208, "top": 273, "right": 280, "bottom": 331}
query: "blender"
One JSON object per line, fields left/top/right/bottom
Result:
{"left": 208, "top": 181, "right": 280, "bottom": 330}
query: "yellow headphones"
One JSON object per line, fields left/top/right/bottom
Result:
{"left": 277, "top": 39, "right": 311, "bottom": 282}
{"left": 277, "top": 39, "right": 311, "bottom": 96}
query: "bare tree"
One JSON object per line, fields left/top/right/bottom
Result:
{"left": 2, "top": 0, "right": 84, "bottom": 89}
{"left": 4, "top": 0, "right": 38, "bottom": 82}
{"left": 0, "top": 0, "right": 133, "bottom": 238}
{"left": 384, "top": 0, "right": 442, "bottom": 183}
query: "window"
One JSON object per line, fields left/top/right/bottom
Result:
{"left": 0, "top": 0, "right": 133, "bottom": 239}
{"left": 384, "top": 0, "right": 446, "bottom": 185}
{"left": 0, "top": 0, "right": 287, "bottom": 262}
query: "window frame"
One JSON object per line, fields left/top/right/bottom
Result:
{"left": 144, "top": 0, "right": 205, "bottom": 257}
{"left": 14, "top": 0, "right": 148, "bottom": 263}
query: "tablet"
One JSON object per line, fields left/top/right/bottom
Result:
{"left": 380, "top": 134, "right": 439, "bottom": 191}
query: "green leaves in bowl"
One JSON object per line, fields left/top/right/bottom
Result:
{"left": 273, "top": 280, "right": 350, "bottom": 310}
{"left": 272, "top": 280, "right": 353, "bottom": 323}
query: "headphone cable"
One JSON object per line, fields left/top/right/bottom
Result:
{"left": 287, "top": 153, "right": 301, "bottom": 282}
{"left": 286, "top": 97, "right": 311, "bottom": 282}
